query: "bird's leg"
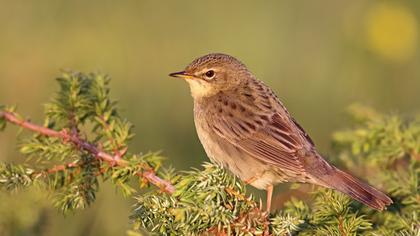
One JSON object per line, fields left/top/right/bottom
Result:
{"left": 266, "top": 184, "right": 273, "bottom": 212}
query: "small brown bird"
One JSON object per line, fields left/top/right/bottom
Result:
{"left": 170, "top": 53, "right": 392, "bottom": 211}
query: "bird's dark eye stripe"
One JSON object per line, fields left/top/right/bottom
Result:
{"left": 205, "top": 70, "right": 215, "bottom": 78}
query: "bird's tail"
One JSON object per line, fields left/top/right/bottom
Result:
{"left": 314, "top": 168, "right": 393, "bottom": 211}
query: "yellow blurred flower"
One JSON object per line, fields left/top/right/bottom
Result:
{"left": 366, "top": 3, "right": 418, "bottom": 62}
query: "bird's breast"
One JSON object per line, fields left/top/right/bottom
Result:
{"left": 193, "top": 101, "right": 284, "bottom": 189}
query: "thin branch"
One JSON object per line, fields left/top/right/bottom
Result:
{"left": 0, "top": 110, "right": 175, "bottom": 193}
{"left": 338, "top": 215, "right": 346, "bottom": 236}
{"left": 47, "top": 161, "right": 79, "bottom": 174}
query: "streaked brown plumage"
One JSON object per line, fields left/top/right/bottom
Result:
{"left": 170, "top": 53, "right": 392, "bottom": 211}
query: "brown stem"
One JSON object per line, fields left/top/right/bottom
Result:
{"left": 338, "top": 215, "right": 346, "bottom": 236}
{"left": 0, "top": 111, "right": 175, "bottom": 193}
{"left": 29, "top": 161, "right": 81, "bottom": 180}
{"left": 47, "top": 161, "right": 79, "bottom": 174}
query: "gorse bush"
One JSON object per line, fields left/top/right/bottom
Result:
{"left": 0, "top": 72, "right": 418, "bottom": 235}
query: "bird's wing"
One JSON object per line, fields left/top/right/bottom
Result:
{"left": 208, "top": 97, "right": 314, "bottom": 173}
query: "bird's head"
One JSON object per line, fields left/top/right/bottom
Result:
{"left": 170, "top": 53, "right": 252, "bottom": 99}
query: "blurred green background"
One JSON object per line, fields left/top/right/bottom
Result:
{"left": 0, "top": 1, "right": 419, "bottom": 235}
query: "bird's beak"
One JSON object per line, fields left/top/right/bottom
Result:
{"left": 169, "top": 71, "right": 194, "bottom": 79}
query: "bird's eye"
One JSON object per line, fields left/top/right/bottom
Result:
{"left": 205, "top": 70, "right": 215, "bottom": 79}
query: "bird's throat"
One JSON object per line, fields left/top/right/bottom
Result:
{"left": 187, "top": 79, "right": 217, "bottom": 99}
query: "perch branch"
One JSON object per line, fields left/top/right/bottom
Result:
{"left": 0, "top": 110, "right": 175, "bottom": 193}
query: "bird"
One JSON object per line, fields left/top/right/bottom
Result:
{"left": 169, "top": 53, "right": 392, "bottom": 211}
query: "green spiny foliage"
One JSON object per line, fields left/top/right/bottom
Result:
{"left": 270, "top": 214, "right": 303, "bottom": 236}
{"left": 0, "top": 72, "right": 166, "bottom": 214}
{"left": 130, "top": 163, "right": 273, "bottom": 235}
{"left": 53, "top": 153, "right": 100, "bottom": 212}
{"left": 0, "top": 163, "right": 35, "bottom": 192}
{"left": 44, "top": 72, "right": 134, "bottom": 153}
{"left": 333, "top": 104, "right": 419, "bottom": 168}
{"left": 109, "top": 153, "right": 166, "bottom": 197}
{"left": 20, "top": 136, "right": 79, "bottom": 162}
{"left": 272, "top": 190, "right": 373, "bottom": 236}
